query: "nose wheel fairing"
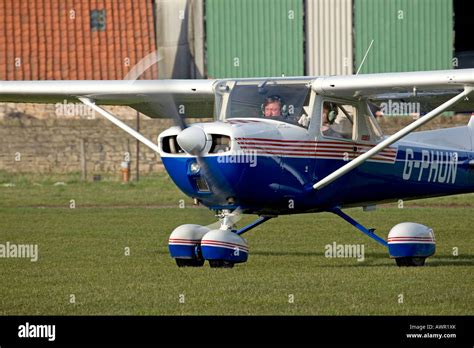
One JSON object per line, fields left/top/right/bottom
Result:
{"left": 168, "top": 213, "right": 273, "bottom": 268}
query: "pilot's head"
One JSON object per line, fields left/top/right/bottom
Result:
{"left": 263, "top": 95, "right": 283, "bottom": 117}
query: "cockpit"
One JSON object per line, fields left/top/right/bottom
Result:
{"left": 214, "top": 78, "right": 384, "bottom": 142}
{"left": 215, "top": 80, "right": 311, "bottom": 128}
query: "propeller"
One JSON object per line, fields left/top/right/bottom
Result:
{"left": 122, "top": 48, "right": 235, "bottom": 205}
{"left": 124, "top": 51, "right": 242, "bottom": 230}
{"left": 157, "top": 93, "right": 234, "bottom": 205}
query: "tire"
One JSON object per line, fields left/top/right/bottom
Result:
{"left": 175, "top": 258, "right": 205, "bottom": 267}
{"left": 209, "top": 260, "right": 235, "bottom": 268}
{"left": 395, "top": 257, "right": 426, "bottom": 267}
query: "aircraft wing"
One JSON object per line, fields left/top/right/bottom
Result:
{"left": 2, "top": 69, "right": 474, "bottom": 119}
{"left": 313, "top": 68, "right": 474, "bottom": 113}
{"left": 0, "top": 80, "right": 216, "bottom": 118}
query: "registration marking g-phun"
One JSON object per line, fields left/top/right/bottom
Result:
{"left": 402, "top": 148, "right": 459, "bottom": 184}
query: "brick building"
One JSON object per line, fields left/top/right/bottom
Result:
{"left": 0, "top": 0, "right": 158, "bottom": 80}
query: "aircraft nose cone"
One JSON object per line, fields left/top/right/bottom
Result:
{"left": 176, "top": 126, "right": 208, "bottom": 155}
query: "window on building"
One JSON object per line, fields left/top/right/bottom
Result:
{"left": 90, "top": 9, "right": 106, "bottom": 31}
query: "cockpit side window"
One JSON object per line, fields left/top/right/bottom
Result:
{"left": 320, "top": 101, "right": 354, "bottom": 140}
{"left": 297, "top": 92, "right": 312, "bottom": 129}
{"left": 366, "top": 102, "right": 384, "bottom": 140}
{"left": 355, "top": 101, "right": 384, "bottom": 143}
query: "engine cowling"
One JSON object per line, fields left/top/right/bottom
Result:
{"left": 387, "top": 222, "right": 436, "bottom": 262}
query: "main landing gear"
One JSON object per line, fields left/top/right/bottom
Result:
{"left": 331, "top": 208, "right": 435, "bottom": 267}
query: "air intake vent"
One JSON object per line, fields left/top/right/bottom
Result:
{"left": 162, "top": 135, "right": 184, "bottom": 154}
{"left": 209, "top": 134, "right": 231, "bottom": 153}
{"left": 195, "top": 177, "right": 210, "bottom": 192}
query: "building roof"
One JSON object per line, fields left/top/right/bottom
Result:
{"left": 0, "top": 0, "right": 158, "bottom": 80}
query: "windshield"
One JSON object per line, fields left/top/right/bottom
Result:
{"left": 227, "top": 82, "right": 310, "bottom": 127}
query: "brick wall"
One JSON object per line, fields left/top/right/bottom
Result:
{"left": 0, "top": 117, "right": 174, "bottom": 175}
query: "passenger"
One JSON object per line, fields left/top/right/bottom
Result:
{"left": 368, "top": 102, "right": 384, "bottom": 119}
{"left": 321, "top": 102, "right": 344, "bottom": 138}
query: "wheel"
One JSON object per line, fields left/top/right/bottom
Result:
{"left": 410, "top": 257, "right": 426, "bottom": 266}
{"left": 175, "top": 258, "right": 205, "bottom": 267}
{"left": 209, "top": 260, "right": 234, "bottom": 268}
{"left": 395, "top": 257, "right": 426, "bottom": 267}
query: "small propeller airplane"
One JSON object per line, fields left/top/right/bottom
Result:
{"left": 1, "top": 69, "right": 474, "bottom": 267}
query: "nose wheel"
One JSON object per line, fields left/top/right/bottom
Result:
{"left": 175, "top": 258, "right": 205, "bottom": 267}
{"left": 169, "top": 210, "right": 274, "bottom": 268}
{"left": 209, "top": 260, "right": 235, "bottom": 268}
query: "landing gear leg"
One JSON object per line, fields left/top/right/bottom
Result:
{"left": 330, "top": 207, "right": 388, "bottom": 248}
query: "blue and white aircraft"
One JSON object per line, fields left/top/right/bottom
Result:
{"left": 1, "top": 69, "right": 474, "bottom": 267}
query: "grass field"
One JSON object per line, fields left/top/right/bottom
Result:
{"left": 0, "top": 171, "right": 473, "bottom": 315}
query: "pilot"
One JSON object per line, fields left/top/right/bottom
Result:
{"left": 321, "top": 102, "right": 344, "bottom": 138}
{"left": 262, "top": 95, "right": 284, "bottom": 117}
{"left": 261, "top": 95, "right": 310, "bottom": 128}
{"left": 262, "top": 95, "right": 300, "bottom": 126}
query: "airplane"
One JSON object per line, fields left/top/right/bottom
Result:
{"left": 1, "top": 68, "right": 474, "bottom": 268}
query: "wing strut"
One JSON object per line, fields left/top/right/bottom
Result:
{"left": 78, "top": 97, "right": 161, "bottom": 153}
{"left": 312, "top": 86, "right": 474, "bottom": 191}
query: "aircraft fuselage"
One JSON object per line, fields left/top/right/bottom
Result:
{"left": 159, "top": 118, "right": 474, "bottom": 215}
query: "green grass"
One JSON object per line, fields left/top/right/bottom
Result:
{"left": 0, "top": 171, "right": 192, "bottom": 208}
{"left": 0, "top": 173, "right": 473, "bottom": 315}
